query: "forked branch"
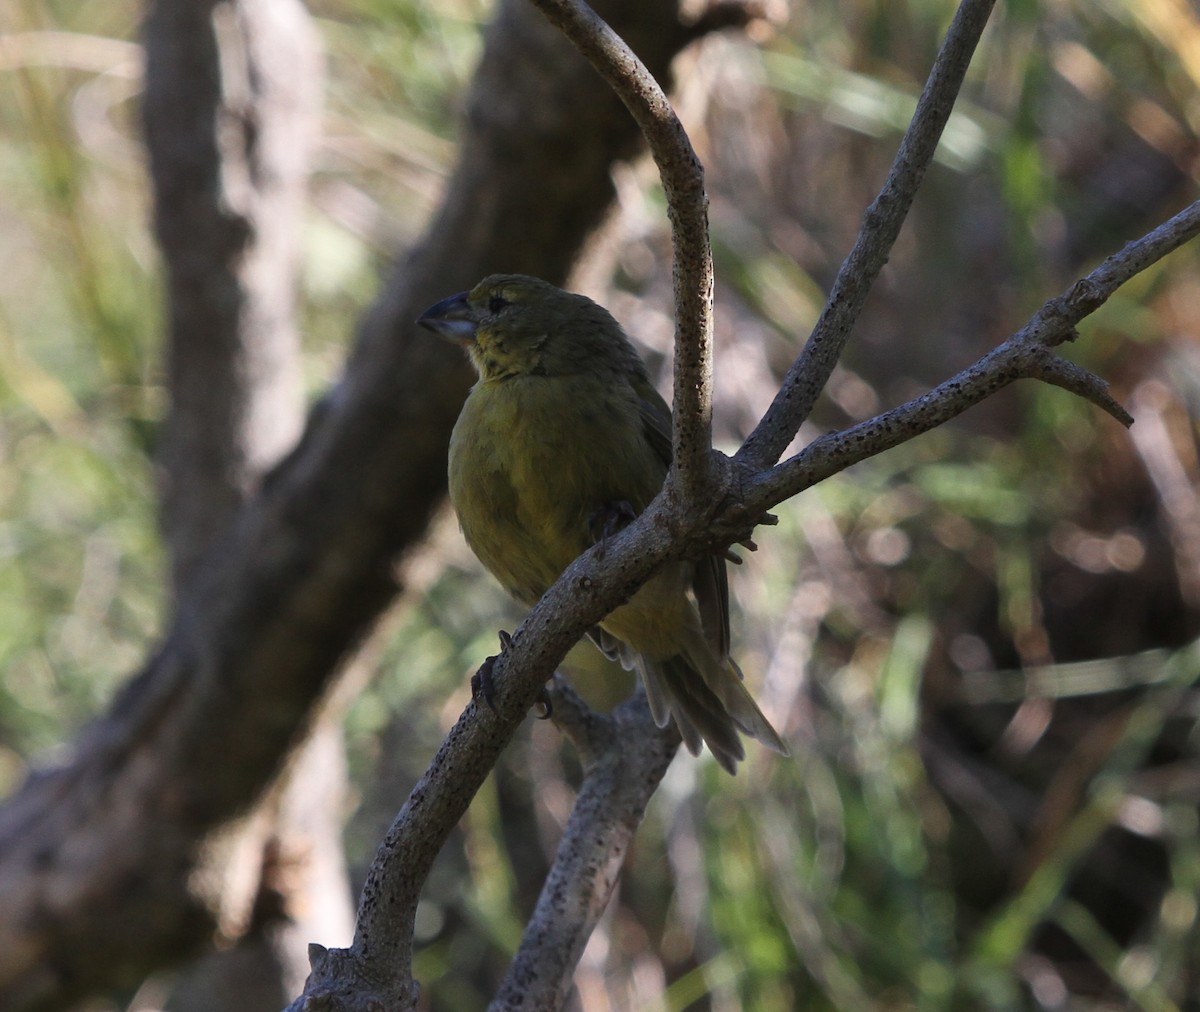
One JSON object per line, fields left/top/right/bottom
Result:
{"left": 738, "top": 0, "right": 999, "bottom": 469}
{"left": 743, "top": 199, "right": 1200, "bottom": 518}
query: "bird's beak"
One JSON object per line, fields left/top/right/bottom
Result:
{"left": 416, "top": 291, "right": 478, "bottom": 345}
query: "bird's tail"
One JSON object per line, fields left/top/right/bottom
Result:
{"left": 637, "top": 646, "right": 789, "bottom": 775}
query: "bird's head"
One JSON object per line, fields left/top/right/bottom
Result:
{"left": 416, "top": 273, "right": 641, "bottom": 382}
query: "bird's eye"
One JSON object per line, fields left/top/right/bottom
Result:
{"left": 488, "top": 293, "right": 509, "bottom": 314}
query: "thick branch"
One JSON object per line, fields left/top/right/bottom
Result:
{"left": 737, "top": 0, "right": 998, "bottom": 470}
{"left": 143, "top": 3, "right": 359, "bottom": 1007}
{"left": 145, "top": 0, "right": 315, "bottom": 592}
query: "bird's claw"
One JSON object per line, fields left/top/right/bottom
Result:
{"left": 470, "top": 657, "right": 499, "bottom": 713}
{"left": 470, "top": 630, "right": 513, "bottom": 713}
{"left": 470, "top": 631, "right": 552, "bottom": 719}
{"left": 588, "top": 500, "right": 637, "bottom": 556}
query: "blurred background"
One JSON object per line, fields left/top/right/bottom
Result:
{"left": 2, "top": 0, "right": 1200, "bottom": 1008}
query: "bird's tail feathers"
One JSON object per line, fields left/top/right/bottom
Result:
{"left": 636, "top": 648, "right": 789, "bottom": 774}
{"left": 693, "top": 651, "right": 790, "bottom": 759}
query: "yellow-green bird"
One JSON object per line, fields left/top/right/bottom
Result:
{"left": 418, "top": 274, "right": 787, "bottom": 772}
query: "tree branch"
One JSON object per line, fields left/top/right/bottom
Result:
{"left": 736, "top": 200, "right": 1200, "bottom": 518}
{"left": 528, "top": 0, "right": 717, "bottom": 500}
{"left": 737, "top": 0, "right": 998, "bottom": 470}
{"left": 490, "top": 692, "right": 678, "bottom": 1011}
{"left": 145, "top": 0, "right": 315, "bottom": 593}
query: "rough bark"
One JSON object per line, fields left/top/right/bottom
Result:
{"left": 489, "top": 686, "right": 678, "bottom": 1011}
{"left": 0, "top": 0, "right": 701, "bottom": 1008}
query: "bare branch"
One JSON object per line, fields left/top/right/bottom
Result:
{"left": 737, "top": 200, "right": 1200, "bottom": 518}
{"left": 291, "top": 497, "right": 686, "bottom": 1009}
{"left": 1024, "top": 199, "right": 1200, "bottom": 343}
{"left": 294, "top": 689, "right": 678, "bottom": 1012}
{"left": 528, "top": 0, "right": 716, "bottom": 499}
{"left": 490, "top": 694, "right": 677, "bottom": 1011}
{"left": 737, "top": 0, "right": 999, "bottom": 470}
{"left": 1028, "top": 352, "right": 1133, "bottom": 427}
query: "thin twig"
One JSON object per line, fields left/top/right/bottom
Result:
{"left": 739, "top": 200, "right": 1200, "bottom": 515}
{"left": 737, "top": 0, "right": 998, "bottom": 470}
{"left": 528, "top": 0, "right": 716, "bottom": 500}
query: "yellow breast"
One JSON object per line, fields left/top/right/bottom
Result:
{"left": 448, "top": 373, "right": 664, "bottom": 605}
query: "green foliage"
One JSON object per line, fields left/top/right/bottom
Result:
{"left": 0, "top": 1, "right": 163, "bottom": 775}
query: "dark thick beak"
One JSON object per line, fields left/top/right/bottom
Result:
{"left": 416, "top": 291, "right": 478, "bottom": 345}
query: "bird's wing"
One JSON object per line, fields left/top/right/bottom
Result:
{"left": 635, "top": 380, "right": 732, "bottom": 661}
{"left": 634, "top": 381, "right": 673, "bottom": 468}
{"left": 696, "top": 554, "right": 731, "bottom": 659}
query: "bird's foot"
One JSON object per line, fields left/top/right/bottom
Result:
{"left": 471, "top": 629, "right": 513, "bottom": 713}
{"left": 588, "top": 499, "right": 637, "bottom": 556}
{"left": 470, "top": 630, "right": 553, "bottom": 719}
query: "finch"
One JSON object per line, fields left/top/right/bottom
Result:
{"left": 418, "top": 274, "right": 787, "bottom": 772}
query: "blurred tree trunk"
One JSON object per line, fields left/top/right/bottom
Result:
{"left": 0, "top": 0, "right": 706, "bottom": 1008}
{"left": 148, "top": 0, "right": 311, "bottom": 594}
{"left": 143, "top": 0, "right": 355, "bottom": 1007}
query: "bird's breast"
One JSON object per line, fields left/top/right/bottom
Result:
{"left": 448, "top": 374, "right": 663, "bottom": 603}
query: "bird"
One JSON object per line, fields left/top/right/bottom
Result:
{"left": 417, "top": 273, "right": 787, "bottom": 772}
